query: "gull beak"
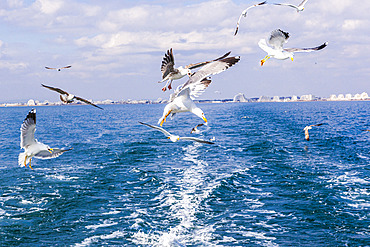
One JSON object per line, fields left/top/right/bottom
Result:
{"left": 291, "top": 57, "right": 294, "bottom": 61}
{"left": 48, "top": 148, "right": 53, "bottom": 154}
{"left": 202, "top": 115, "right": 208, "bottom": 123}
{"left": 177, "top": 137, "right": 180, "bottom": 141}
{"left": 167, "top": 137, "right": 170, "bottom": 139}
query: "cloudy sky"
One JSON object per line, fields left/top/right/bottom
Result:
{"left": 0, "top": 0, "right": 369, "bottom": 102}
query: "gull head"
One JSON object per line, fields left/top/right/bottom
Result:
{"left": 193, "top": 108, "right": 207, "bottom": 123}
{"left": 47, "top": 147, "right": 54, "bottom": 153}
{"left": 168, "top": 135, "right": 180, "bottom": 142}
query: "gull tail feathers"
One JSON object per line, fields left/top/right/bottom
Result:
{"left": 18, "top": 152, "right": 29, "bottom": 166}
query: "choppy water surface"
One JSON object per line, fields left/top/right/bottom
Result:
{"left": 0, "top": 102, "right": 369, "bottom": 246}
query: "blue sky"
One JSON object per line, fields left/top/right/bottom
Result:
{"left": 0, "top": 0, "right": 369, "bottom": 102}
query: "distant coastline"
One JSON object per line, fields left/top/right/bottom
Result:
{"left": 1, "top": 92, "right": 369, "bottom": 107}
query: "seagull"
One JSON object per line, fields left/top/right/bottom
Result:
{"left": 362, "top": 130, "right": 370, "bottom": 132}
{"left": 190, "top": 123, "right": 205, "bottom": 134}
{"left": 234, "top": 1, "right": 267, "bottom": 36}
{"left": 159, "top": 48, "right": 231, "bottom": 91}
{"left": 303, "top": 123, "right": 323, "bottom": 141}
{"left": 18, "top": 109, "right": 72, "bottom": 170}
{"left": 139, "top": 122, "right": 214, "bottom": 144}
{"left": 259, "top": 29, "right": 328, "bottom": 66}
{"left": 45, "top": 65, "right": 72, "bottom": 71}
{"left": 272, "top": 0, "right": 309, "bottom": 12}
{"left": 41, "top": 84, "right": 103, "bottom": 110}
{"left": 158, "top": 55, "right": 240, "bottom": 126}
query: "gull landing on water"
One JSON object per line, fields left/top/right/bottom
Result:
{"left": 158, "top": 55, "right": 240, "bottom": 126}
{"left": 139, "top": 122, "right": 215, "bottom": 144}
{"left": 45, "top": 65, "right": 72, "bottom": 71}
{"left": 259, "top": 29, "right": 328, "bottom": 66}
{"left": 41, "top": 84, "right": 103, "bottom": 110}
{"left": 234, "top": 1, "right": 267, "bottom": 36}
{"left": 19, "top": 109, "right": 72, "bottom": 169}
{"left": 158, "top": 48, "right": 231, "bottom": 91}
{"left": 303, "top": 123, "right": 323, "bottom": 141}
{"left": 272, "top": 0, "right": 309, "bottom": 12}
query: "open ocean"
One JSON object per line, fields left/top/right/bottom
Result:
{"left": 0, "top": 102, "right": 369, "bottom": 246}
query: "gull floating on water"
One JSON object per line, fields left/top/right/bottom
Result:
{"left": 234, "top": 1, "right": 267, "bottom": 36}
{"left": 139, "top": 122, "right": 215, "bottom": 144}
{"left": 45, "top": 65, "right": 72, "bottom": 71}
{"left": 303, "top": 123, "right": 323, "bottom": 141}
{"left": 259, "top": 29, "right": 328, "bottom": 66}
{"left": 158, "top": 55, "right": 240, "bottom": 126}
{"left": 159, "top": 48, "right": 231, "bottom": 91}
{"left": 41, "top": 84, "right": 103, "bottom": 109}
{"left": 272, "top": 0, "right": 309, "bottom": 12}
{"left": 18, "top": 109, "right": 72, "bottom": 169}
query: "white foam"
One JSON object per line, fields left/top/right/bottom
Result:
{"left": 74, "top": 230, "right": 125, "bottom": 247}
{"left": 85, "top": 220, "right": 118, "bottom": 230}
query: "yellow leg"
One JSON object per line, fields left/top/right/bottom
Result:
{"left": 29, "top": 158, "right": 33, "bottom": 170}
{"left": 160, "top": 110, "right": 172, "bottom": 127}
{"left": 261, "top": 55, "right": 270, "bottom": 66}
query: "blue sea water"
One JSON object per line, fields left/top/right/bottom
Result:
{"left": 0, "top": 102, "right": 369, "bottom": 246}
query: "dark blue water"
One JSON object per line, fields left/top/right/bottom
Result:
{"left": 0, "top": 102, "right": 369, "bottom": 246}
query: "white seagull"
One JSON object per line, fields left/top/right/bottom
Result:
{"left": 234, "top": 1, "right": 267, "bottom": 36}
{"left": 18, "top": 109, "right": 72, "bottom": 170}
{"left": 41, "top": 84, "right": 103, "bottom": 109}
{"left": 159, "top": 48, "right": 231, "bottom": 91}
{"left": 303, "top": 123, "right": 323, "bottom": 141}
{"left": 259, "top": 29, "right": 328, "bottom": 66}
{"left": 45, "top": 65, "right": 72, "bottom": 71}
{"left": 273, "top": 0, "right": 309, "bottom": 12}
{"left": 158, "top": 55, "right": 240, "bottom": 126}
{"left": 139, "top": 122, "right": 214, "bottom": 144}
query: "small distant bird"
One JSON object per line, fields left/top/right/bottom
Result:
{"left": 158, "top": 55, "right": 240, "bottom": 126}
{"left": 259, "top": 29, "right": 328, "bottom": 66}
{"left": 159, "top": 48, "right": 231, "bottom": 91}
{"left": 272, "top": 0, "right": 309, "bottom": 12}
{"left": 190, "top": 123, "right": 204, "bottom": 134}
{"left": 234, "top": 1, "right": 267, "bottom": 36}
{"left": 41, "top": 84, "right": 103, "bottom": 110}
{"left": 303, "top": 123, "right": 323, "bottom": 141}
{"left": 45, "top": 65, "right": 72, "bottom": 71}
{"left": 18, "top": 109, "right": 72, "bottom": 169}
{"left": 139, "top": 122, "right": 215, "bottom": 144}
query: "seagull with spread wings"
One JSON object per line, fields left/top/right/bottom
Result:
{"left": 159, "top": 48, "right": 231, "bottom": 91}
{"left": 41, "top": 84, "right": 103, "bottom": 109}
{"left": 234, "top": 1, "right": 267, "bottom": 36}
{"left": 158, "top": 55, "right": 240, "bottom": 126}
{"left": 273, "top": 0, "right": 309, "bottom": 12}
{"left": 18, "top": 109, "right": 72, "bottom": 169}
{"left": 45, "top": 65, "right": 72, "bottom": 71}
{"left": 259, "top": 29, "right": 328, "bottom": 66}
{"left": 139, "top": 122, "right": 214, "bottom": 144}
{"left": 303, "top": 123, "right": 323, "bottom": 141}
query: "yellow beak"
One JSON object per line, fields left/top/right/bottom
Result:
{"left": 291, "top": 57, "right": 294, "bottom": 61}
{"left": 48, "top": 148, "right": 53, "bottom": 153}
{"left": 202, "top": 116, "right": 208, "bottom": 123}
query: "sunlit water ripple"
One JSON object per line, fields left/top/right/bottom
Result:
{"left": 0, "top": 102, "right": 369, "bottom": 246}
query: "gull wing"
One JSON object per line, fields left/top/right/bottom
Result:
{"left": 20, "top": 109, "right": 37, "bottom": 148}
{"left": 234, "top": 1, "right": 267, "bottom": 36}
{"left": 41, "top": 84, "right": 69, "bottom": 95}
{"left": 139, "top": 122, "right": 172, "bottom": 137}
{"left": 179, "top": 56, "right": 240, "bottom": 98}
{"left": 298, "top": 0, "right": 309, "bottom": 8}
{"left": 34, "top": 148, "right": 73, "bottom": 159}
{"left": 184, "top": 51, "right": 231, "bottom": 69}
{"left": 284, "top": 42, "right": 328, "bottom": 53}
{"left": 61, "top": 65, "right": 72, "bottom": 69}
{"left": 74, "top": 96, "right": 103, "bottom": 110}
{"left": 272, "top": 3, "right": 299, "bottom": 9}
{"left": 258, "top": 39, "right": 276, "bottom": 54}
{"left": 161, "top": 48, "right": 175, "bottom": 79}
{"left": 45, "top": 67, "right": 57, "bottom": 70}
{"left": 179, "top": 137, "right": 215, "bottom": 144}
{"left": 309, "top": 123, "right": 324, "bottom": 127}
{"left": 268, "top": 29, "right": 290, "bottom": 50}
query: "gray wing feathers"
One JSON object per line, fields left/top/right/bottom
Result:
{"left": 284, "top": 42, "right": 328, "bottom": 53}
{"left": 269, "top": 29, "right": 289, "bottom": 49}
{"left": 20, "top": 109, "right": 37, "bottom": 148}
{"left": 161, "top": 48, "right": 175, "bottom": 79}
{"left": 34, "top": 148, "right": 72, "bottom": 159}
{"left": 179, "top": 137, "right": 215, "bottom": 144}
{"left": 139, "top": 122, "right": 172, "bottom": 136}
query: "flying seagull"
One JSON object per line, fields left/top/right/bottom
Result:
{"left": 272, "top": 0, "right": 309, "bottom": 12}
{"left": 18, "top": 109, "right": 72, "bottom": 169}
{"left": 190, "top": 123, "right": 205, "bottom": 134}
{"left": 303, "top": 123, "right": 323, "bottom": 141}
{"left": 139, "top": 122, "right": 214, "bottom": 144}
{"left": 159, "top": 48, "right": 231, "bottom": 91}
{"left": 234, "top": 1, "right": 267, "bottom": 36}
{"left": 158, "top": 55, "right": 240, "bottom": 126}
{"left": 41, "top": 84, "right": 103, "bottom": 110}
{"left": 259, "top": 29, "right": 328, "bottom": 66}
{"left": 45, "top": 65, "right": 72, "bottom": 71}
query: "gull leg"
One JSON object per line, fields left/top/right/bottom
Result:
{"left": 160, "top": 110, "right": 172, "bottom": 127}
{"left": 29, "top": 158, "right": 33, "bottom": 170}
{"left": 168, "top": 80, "right": 173, "bottom": 90}
{"left": 24, "top": 155, "right": 28, "bottom": 167}
{"left": 162, "top": 80, "right": 170, "bottom": 91}
{"left": 261, "top": 56, "right": 270, "bottom": 66}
